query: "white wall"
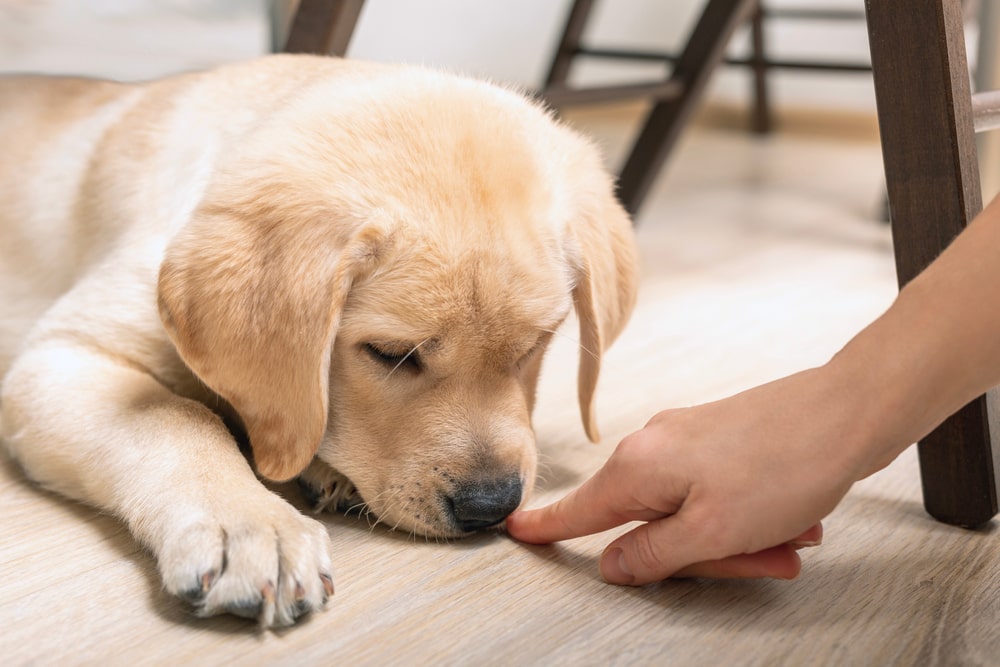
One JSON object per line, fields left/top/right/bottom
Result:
{"left": 0, "top": 0, "right": 270, "bottom": 80}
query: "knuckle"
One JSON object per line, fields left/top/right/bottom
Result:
{"left": 644, "top": 408, "right": 682, "bottom": 430}
{"left": 612, "top": 431, "right": 654, "bottom": 469}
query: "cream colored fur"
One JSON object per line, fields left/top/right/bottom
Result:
{"left": 0, "top": 54, "right": 638, "bottom": 627}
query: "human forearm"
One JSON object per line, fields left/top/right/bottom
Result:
{"left": 831, "top": 194, "right": 1000, "bottom": 478}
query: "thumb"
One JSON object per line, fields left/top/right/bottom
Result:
{"left": 599, "top": 512, "right": 708, "bottom": 585}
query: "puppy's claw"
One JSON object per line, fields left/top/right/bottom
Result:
{"left": 178, "top": 569, "right": 217, "bottom": 604}
{"left": 259, "top": 581, "right": 277, "bottom": 628}
{"left": 320, "top": 573, "right": 335, "bottom": 599}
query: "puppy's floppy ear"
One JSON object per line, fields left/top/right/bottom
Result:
{"left": 158, "top": 202, "right": 390, "bottom": 482}
{"left": 569, "top": 180, "right": 639, "bottom": 443}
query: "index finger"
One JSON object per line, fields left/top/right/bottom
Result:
{"left": 506, "top": 462, "right": 674, "bottom": 544}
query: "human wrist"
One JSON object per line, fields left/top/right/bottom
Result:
{"left": 822, "top": 279, "right": 978, "bottom": 480}
{"left": 811, "top": 349, "right": 894, "bottom": 481}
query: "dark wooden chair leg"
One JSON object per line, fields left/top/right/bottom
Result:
{"left": 544, "top": 0, "right": 596, "bottom": 89}
{"left": 749, "top": 1, "right": 772, "bottom": 134}
{"left": 866, "top": 0, "right": 999, "bottom": 528}
{"left": 284, "top": 0, "right": 366, "bottom": 57}
{"left": 617, "top": 0, "right": 755, "bottom": 216}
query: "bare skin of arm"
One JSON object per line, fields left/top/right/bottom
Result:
{"left": 507, "top": 194, "right": 1000, "bottom": 585}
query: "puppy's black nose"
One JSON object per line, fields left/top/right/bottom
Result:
{"left": 446, "top": 475, "right": 523, "bottom": 532}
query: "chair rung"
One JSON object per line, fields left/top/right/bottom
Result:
{"left": 539, "top": 79, "right": 684, "bottom": 107}
{"left": 762, "top": 8, "right": 867, "bottom": 21}
{"left": 973, "top": 90, "right": 1000, "bottom": 133}
{"left": 576, "top": 47, "right": 871, "bottom": 73}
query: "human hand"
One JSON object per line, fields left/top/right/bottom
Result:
{"left": 507, "top": 367, "right": 868, "bottom": 585}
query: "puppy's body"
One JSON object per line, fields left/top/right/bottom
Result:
{"left": 0, "top": 55, "right": 637, "bottom": 626}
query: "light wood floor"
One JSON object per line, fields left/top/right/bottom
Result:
{"left": 3, "top": 105, "right": 998, "bottom": 666}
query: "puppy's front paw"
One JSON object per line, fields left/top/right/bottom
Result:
{"left": 157, "top": 502, "right": 335, "bottom": 627}
{"left": 297, "top": 459, "right": 362, "bottom": 513}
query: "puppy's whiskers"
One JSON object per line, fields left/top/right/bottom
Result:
{"left": 345, "top": 499, "right": 368, "bottom": 515}
{"left": 541, "top": 327, "right": 598, "bottom": 363}
{"left": 343, "top": 488, "right": 391, "bottom": 527}
{"left": 389, "top": 494, "right": 416, "bottom": 533}
{"left": 364, "top": 488, "right": 405, "bottom": 534}
{"left": 381, "top": 337, "right": 432, "bottom": 384}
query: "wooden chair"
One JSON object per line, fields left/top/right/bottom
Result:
{"left": 540, "top": 0, "right": 754, "bottom": 216}
{"left": 545, "top": 1, "right": 873, "bottom": 155}
{"left": 866, "top": 0, "right": 999, "bottom": 528}
{"left": 743, "top": 3, "right": 871, "bottom": 134}
{"left": 280, "top": 0, "right": 1000, "bottom": 528}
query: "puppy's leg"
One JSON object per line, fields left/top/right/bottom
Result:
{"left": 1, "top": 341, "right": 335, "bottom": 627}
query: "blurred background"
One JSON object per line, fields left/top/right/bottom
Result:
{"left": 0, "top": 0, "right": 879, "bottom": 107}
{"left": 1, "top": 0, "right": 996, "bottom": 199}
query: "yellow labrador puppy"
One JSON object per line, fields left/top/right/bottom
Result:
{"left": 0, "top": 55, "right": 638, "bottom": 627}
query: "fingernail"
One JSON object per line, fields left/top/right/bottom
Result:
{"left": 789, "top": 538, "right": 822, "bottom": 548}
{"left": 791, "top": 524, "right": 824, "bottom": 548}
{"left": 601, "top": 548, "right": 635, "bottom": 585}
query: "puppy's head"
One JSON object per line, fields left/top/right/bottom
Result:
{"left": 158, "top": 60, "right": 638, "bottom": 537}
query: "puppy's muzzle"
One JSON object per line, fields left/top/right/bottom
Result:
{"left": 445, "top": 474, "right": 522, "bottom": 532}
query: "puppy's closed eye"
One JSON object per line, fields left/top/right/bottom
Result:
{"left": 364, "top": 342, "right": 422, "bottom": 373}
